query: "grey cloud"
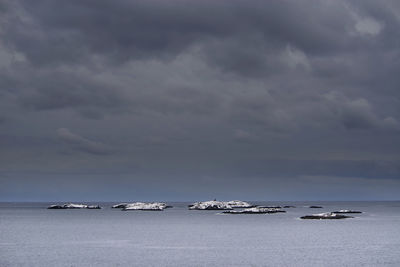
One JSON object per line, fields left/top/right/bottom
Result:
{"left": 233, "top": 129, "right": 255, "bottom": 143}
{"left": 228, "top": 94, "right": 294, "bottom": 132}
{"left": 324, "top": 92, "right": 399, "bottom": 131}
{"left": 57, "top": 128, "right": 112, "bottom": 155}
{"left": 22, "top": 71, "right": 124, "bottom": 108}
{"left": 354, "top": 17, "right": 384, "bottom": 35}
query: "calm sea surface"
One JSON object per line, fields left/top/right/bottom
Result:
{"left": 1, "top": 201, "right": 400, "bottom": 266}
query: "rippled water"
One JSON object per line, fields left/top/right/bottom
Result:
{"left": 1, "top": 201, "right": 399, "bottom": 266}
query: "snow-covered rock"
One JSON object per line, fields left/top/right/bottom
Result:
{"left": 122, "top": 202, "right": 168, "bottom": 211}
{"left": 64, "top": 203, "right": 88, "bottom": 209}
{"left": 189, "top": 200, "right": 233, "bottom": 210}
{"left": 223, "top": 207, "right": 286, "bottom": 214}
{"left": 300, "top": 212, "right": 353, "bottom": 219}
{"left": 332, "top": 210, "right": 362, "bottom": 214}
{"left": 226, "top": 200, "right": 253, "bottom": 208}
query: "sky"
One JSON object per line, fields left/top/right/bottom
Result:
{"left": 0, "top": 0, "right": 400, "bottom": 201}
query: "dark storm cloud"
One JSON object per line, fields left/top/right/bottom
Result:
{"left": 16, "top": 69, "right": 130, "bottom": 120}
{"left": 2, "top": 0, "right": 235, "bottom": 65}
{"left": 0, "top": 0, "right": 400, "bottom": 200}
{"left": 57, "top": 128, "right": 113, "bottom": 155}
{"left": 20, "top": 74, "right": 125, "bottom": 109}
{"left": 0, "top": 1, "right": 377, "bottom": 68}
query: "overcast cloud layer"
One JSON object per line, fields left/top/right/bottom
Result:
{"left": 1, "top": 0, "right": 400, "bottom": 201}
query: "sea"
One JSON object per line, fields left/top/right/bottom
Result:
{"left": 1, "top": 201, "right": 399, "bottom": 267}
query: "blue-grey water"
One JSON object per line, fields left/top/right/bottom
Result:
{"left": 1, "top": 201, "right": 400, "bottom": 267}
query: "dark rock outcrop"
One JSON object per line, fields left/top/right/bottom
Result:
{"left": 47, "top": 205, "right": 67, "bottom": 209}
{"left": 301, "top": 212, "right": 353, "bottom": 219}
{"left": 87, "top": 205, "right": 101, "bottom": 209}
{"left": 332, "top": 210, "right": 362, "bottom": 214}
{"left": 112, "top": 203, "right": 128, "bottom": 209}
{"left": 258, "top": 206, "right": 282, "bottom": 209}
{"left": 48, "top": 203, "right": 102, "bottom": 209}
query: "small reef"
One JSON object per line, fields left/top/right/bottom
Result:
{"left": 189, "top": 200, "right": 233, "bottom": 210}
{"left": 223, "top": 207, "right": 286, "bottom": 214}
{"left": 332, "top": 210, "right": 362, "bottom": 214}
{"left": 48, "top": 203, "right": 101, "bottom": 209}
{"left": 258, "top": 205, "right": 282, "bottom": 209}
{"left": 116, "top": 202, "right": 170, "bottom": 211}
{"left": 226, "top": 200, "right": 254, "bottom": 208}
{"left": 112, "top": 203, "right": 128, "bottom": 209}
{"left": 300, "top": 212, "right": 353, "bottom": 220}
